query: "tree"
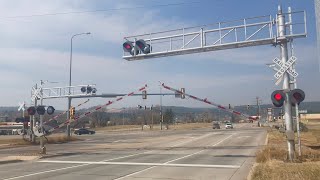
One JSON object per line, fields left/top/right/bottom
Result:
{"left": 163, "top": 109, "right": 175, "bottom": 124}
{"left": 90, "top": 111, "right": 110, "bottom": 127}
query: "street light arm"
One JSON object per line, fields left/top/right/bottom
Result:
{"left": 71, "top": 32, "right": 91, "bottom": 40}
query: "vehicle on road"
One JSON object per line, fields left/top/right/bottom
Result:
{"left": 74, "top": 128, "right": 95, "bottom": 135}
{"left": 212, "top": 123, "right": 221, "bottom": 129}
{"left": 225, "top": 123, "right": 233, "bottom": 129}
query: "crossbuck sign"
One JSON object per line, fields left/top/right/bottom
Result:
{"left": 273, "top": 56, "right": 298, "bottom": 79}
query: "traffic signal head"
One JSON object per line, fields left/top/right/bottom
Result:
{"left": 123, "top": 41, "right": 139, "bottom": 55}
{"left": 290, "top": 89, "right": 305, "bottom": 105}
{"left": 142, "top": 90, "right": 147, "bottom": 99}
{"left": 180, "top": 88, "right": 185, "bottom": 99}
{"left": 136, "top": 39, "right": 151, "bottom": 54}
{"left": 271, "top": 90, "right": 285, "bottom": 107}
{"left": 27, "top": 106, "right": 36, "bottom": 116}
{"left": 70, "top": 107, "right": 75, "bottom": 119}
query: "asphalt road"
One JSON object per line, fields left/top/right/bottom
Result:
{"left": 0, "top": 123, "right": 266, "bottom": 180}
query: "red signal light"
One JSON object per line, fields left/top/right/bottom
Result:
{"left": 274, "top": 93, "right": 282, "bottom": 101}
{"left": 271, "top": 90, "right": 285, "bottom": 107}
{"left": 125, "top": 44, "right": 132, "bottom": 50}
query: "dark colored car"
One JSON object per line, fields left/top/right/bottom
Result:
{"left": 212, "top": 123, "right": 221, "bottom": 129}
{"left": 74, "top": 128, "right": 95, "bottom": 135}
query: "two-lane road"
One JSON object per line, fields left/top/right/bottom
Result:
{"left": 0, "top": 123, "right": 266, "bottom": 180}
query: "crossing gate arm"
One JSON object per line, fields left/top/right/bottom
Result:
{"left": 46, "top": 84, "right": 148, "bottom": 133}
{"left": 44, "top": 99, "right": 90, "bottom": 125}
{"left": 161, "top": 83, "right": 257, "bottom": 121}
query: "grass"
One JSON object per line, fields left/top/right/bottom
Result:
{"left": 250, "top": 123, "right": 320, "bottom": 180}
{"left": 170, "top": 122, "right": 212, "bottom": 130}
{"left": 0, "top": 135, "right": 80, "bottom": 146}
{"left": 94, "top": 123, "right": 212, "bottom": 131}
{"left": 251, "top": 160, "right": 320, "bottom": 180}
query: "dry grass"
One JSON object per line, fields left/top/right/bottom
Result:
{"left": 171, "top": 123, "right": 212, "bottom": 130}
{"left": 0, "top": 138, "right": 32, "bottom": 145}
{"left": 95, "top": 125, "right": 141, "bottom": 131}
{"left": 251, "top": 123, "right": 320, "bottom": 179}
{"left": 0, "top": 135, "right": 80, "bottom": 146}
{"left": 94, "top": 123, "right": 212, "bottom": 132}
{"left": 256, "top": 145, "right": 288, "bottom": 163}
{"left": 251, "top": 160, "right": 320, "bottom": 180}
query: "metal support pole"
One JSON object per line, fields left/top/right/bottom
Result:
{"left": 31, "top": 84, "right": 37, "bottom": 143}
{"left": 39, "top": 80, "right": 46, "bottom": 154}
{"left": 160, "top": 82, "right": 163, "bottom": 130}
{"left": 288, "top": 7, "right": 302, "bottom": 157}
{"left": 278, "top": 5, "right": 295, "bottom": 161}
{"left": 67, "top": 36, "right": 73, "bottom": 139}
{"left": 22, "top": 103, "right": 25, "bottom": 139}
{"left": 67, "top": 32, "right": 90, "bottom": 139}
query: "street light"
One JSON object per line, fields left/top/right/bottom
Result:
{"left": 67, "top": 32, "right": 91, "bottom": 138}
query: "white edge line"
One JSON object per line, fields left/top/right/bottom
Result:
{"left": 3, "top": 164, "right": 89, "bottom": 180}
{"left": 3, "top": 150, "right": 150, "bottom": 180}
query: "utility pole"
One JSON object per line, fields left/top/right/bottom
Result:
{"left": 256, "top": 97, "right": 261, "bottom": 118}
{"left": 278, "top": 5, "right": 295, "bottom": 161}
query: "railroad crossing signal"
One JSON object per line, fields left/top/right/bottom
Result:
{"left": 123, "top": 39, "right": 151, "bottom": 56}
{"left": 81, "top": 86, "right": 97, "bottom": 94}
{"left": 271, "top": 90, "right": 285, "bottom": 107}
{"left": 36, "top": 106, "right": 46, "bottom": 115}
{"left": 47, "top": 106, "right": 55, "bottom": 115}
{"left": 290, "top": 89, "right": 305, "bottom": 105}
{"left": 27, "top": 107, "right": 36, "bottom": 115}
{"left": 273, "top": 56, "right": 298, "bottom": 79}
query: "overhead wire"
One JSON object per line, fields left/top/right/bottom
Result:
{"left": 0, "top": 1, "right": 201, "bottom": 19}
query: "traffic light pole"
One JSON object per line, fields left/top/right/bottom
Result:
{"left": 278, "top": 6, "right": 295, "bottom": 161}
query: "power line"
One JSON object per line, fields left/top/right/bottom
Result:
{"left": 1, "top": 1, "right": 201, "bottom": 19}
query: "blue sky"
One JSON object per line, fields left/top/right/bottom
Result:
{"left": 0, "top": 0, "right": 318, "bottom": 110}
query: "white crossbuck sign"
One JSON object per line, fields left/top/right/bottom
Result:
{"left": 273, "top": 56, "right": 298, "bottom": 79}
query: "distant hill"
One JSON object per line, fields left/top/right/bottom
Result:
{"left": 0, "top": 101, "right": 319, "bottom": 121}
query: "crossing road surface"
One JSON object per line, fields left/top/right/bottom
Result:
{"left": 0, "top": 123, "right": 266, "bottom": 180}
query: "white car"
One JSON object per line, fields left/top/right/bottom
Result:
{"left": 225, "top": 123, "right": 233, "bottom": 129}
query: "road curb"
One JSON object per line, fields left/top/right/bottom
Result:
{"left": 0, "top": 159, "right": 23, "bottom": 165}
